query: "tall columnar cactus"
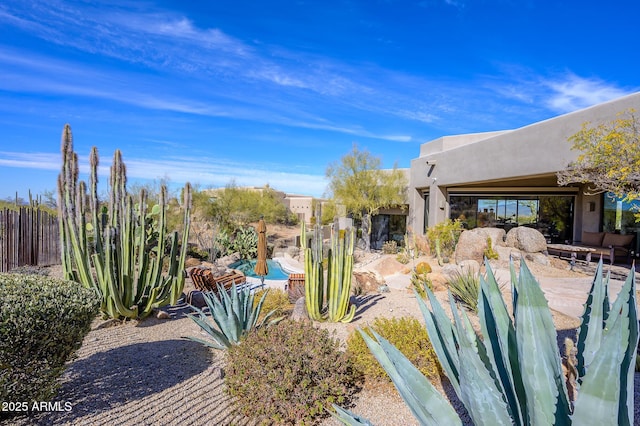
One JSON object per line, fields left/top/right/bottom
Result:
{"left": 301, "top": 221, "right": 356, "bottom": 323}
{"left": 302, "top": 221, "right": 324, "bottom": 321}
{"left": 57, "top": 124, "right": 192, "bottom": 320}
{"left": 334, "top": 259, "right": 638, "bottom": 425}
{"left": 326, "top": 227, "right": 356, "bottom": 322}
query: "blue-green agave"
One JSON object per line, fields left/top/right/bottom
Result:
{"left": 184, "top": 282, "right": 280, "bottom": 350}
{"left": 333, "top": 259, "right": 638, "bottom": 425}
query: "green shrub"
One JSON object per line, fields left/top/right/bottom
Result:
{"left": 426, "top": 219, "right": 464, "bottom": 259}
{"left": 446, "top": 268, "right": 481, "bottom": 313}
{"left": 411, "top": 271, "right": 433, "bottom": 299}
{"left": 225, "top": 320, "right": 359, "bottom": 424}
{"left": 186, "top": 245, "right": 209, "bottom": 261}
{"left": 253, "top": 288, "right": 293, "bottom": 321}
{"left": 484, "top": 236, "right": 499, "bottom": 260}
{"left": 382, "top": 240, "right": 398, "bottom": 254}
{"left": 0, "top": 274, "right": 99, "bottom": 414}
{"left": 346, "top": 317, "right": 440, "bottom": 385}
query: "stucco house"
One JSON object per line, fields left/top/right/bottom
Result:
{"left": 407, "top": 91, "right": 640, "bottom": 255}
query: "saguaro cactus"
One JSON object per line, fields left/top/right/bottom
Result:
{"left": 57, "top": 124, "right": 191, "bottom": 320}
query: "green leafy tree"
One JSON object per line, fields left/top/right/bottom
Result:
{"left": 210, "top": 182, "right": 295, "bottom": 232}
{"left": 558, "top": 109, "right": 640, "bottom": 219}
{"left": 326, "top": 144, "right": 407, "bottom": 250}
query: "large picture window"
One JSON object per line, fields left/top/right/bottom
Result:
{"left": 450, "top": 195, "right": 574, "bottom": 243}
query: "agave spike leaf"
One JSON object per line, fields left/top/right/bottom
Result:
{"left": 184, "top": 310, "right": 232, "bottom": 349}
{"left": 619, "top": 266, "right": 638, "bottom": 426}
{"left": 477, "top": 269, "right": 525, "bottom": 425}
{"left": 360, "top": 329, "right": 462, "bottom": 425}
{"left": 330, "top": 404, "right": 374, "bottom": 425}
{"left": 451, "top": 303, "right": 513, "bottom": 426}
{"left": 510, "top": 257, "right": 518, "bottom": 312}
{"left": 597, "top": 265, "right": 638, "bottom": 426}
{"left": 515, "top": 261, "right": 571, "bottom": 425}
{"left": 418, "top": 287, "right": 461, "bottom": 395}
{"left": 182, "top": 335, "right": 228, "bottom": 350}
{"left": 572, "top": 313, "right": 627, "bottom": 425}
{"left": 576, "top": 259, "right": 607, "bottom": 379}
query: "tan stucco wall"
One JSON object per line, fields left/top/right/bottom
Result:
{"left": 409, "top": 91, "right": 640, "bottom": 236}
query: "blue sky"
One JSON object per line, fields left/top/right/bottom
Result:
{"left": 1, "top": 0, "right": 638, "bottom": 200}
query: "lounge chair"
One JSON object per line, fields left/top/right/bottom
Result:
{"left": 189, "top": 268, "right": 246, "bottom": 293}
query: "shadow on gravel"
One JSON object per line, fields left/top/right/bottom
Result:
{"left": 352, "top": 293, "right": 385, "bottom": 321}
{"left": 37, "top": 339, "right": 213, "bottom": 424}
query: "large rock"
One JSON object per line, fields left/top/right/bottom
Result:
{"left": 454, "top": 230, "right": 487, "bottom": 264}
{"left": 353, "top": 271, "right": 384, "bottom": 294}
{"left": 505, "top": 227, "right": 547, "bottom": 253}
{"left": 290, "top": 297, "right": 308, "bottom": 321}
{"left": 377, "top": 256, "right": 409, "bottom": 276}
{"left": 472, "top": 227, "right": 507, "bottom": 246}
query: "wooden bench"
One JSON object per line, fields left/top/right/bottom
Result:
{"left": 189, "top": 268, "right": 246, "bottom": 292}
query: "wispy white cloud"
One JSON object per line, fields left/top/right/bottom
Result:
{"left": 544, "top": 74, "right": 633, "bottom": 113}
{"left": 0, "top": 151, "right": 328, "bottom": 197}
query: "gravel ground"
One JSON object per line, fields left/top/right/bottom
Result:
{"left": 4, "top": 261, "right": 640, "bottom": 425}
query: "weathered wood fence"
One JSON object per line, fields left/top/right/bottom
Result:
{"left": 0, "top": 207, "right": 60, "bottom": 272}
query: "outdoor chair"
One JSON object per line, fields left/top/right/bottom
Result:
{"left": 189, "top": 268, "right": 246, "bottom": 293}
{"left": 287, "top": 273, "right": 305, "bottom": 302}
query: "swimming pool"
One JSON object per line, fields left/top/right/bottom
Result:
{"left": 229, "top": 259, "right": 290, "bottom": 280}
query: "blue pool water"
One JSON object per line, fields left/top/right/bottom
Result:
{"left": 229, "top": 259, "right": 290, "bottom": 280}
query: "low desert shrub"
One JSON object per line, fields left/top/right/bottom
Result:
{"left": 225, "top": 320, "right": 360, "bottom": 424}
{"left": 346, "top": 317, "right": 440, "bottom": 386}
{"left": 411, "top": 271, "right": 433, "bottom": 299}
{"left": 0, "top": 274, "right": 99, "bottom": 415}
{"left": 253, "top": 288, "right": 293, "bottom": 321}
{"left": 382, "top": 240, "right": 398, "bottom": 254}
{"left": 426, "top": 219, "right": 464, "bottom": 259}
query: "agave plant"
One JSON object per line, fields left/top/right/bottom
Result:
{"left": 333, "top": 259, "right": 638, "bottom": 425}
{"left": 184, "top": 282, "right": 281, "bottom": 350}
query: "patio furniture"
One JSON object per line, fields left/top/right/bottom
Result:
{"left": 546, "top": 243, "right": 597, "bottom": 270}
{"left": 287, "top": 273, "right": 305, "bottom": 302}
{"left": 573, "top": 231, "right": 635, "bottom": 265}
{"left": 189, "top": 268, "right": 246, "bottom": 292}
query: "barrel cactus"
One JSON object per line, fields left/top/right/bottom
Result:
{"left": 334, "top": 259, "right": 638, "bottom": 425}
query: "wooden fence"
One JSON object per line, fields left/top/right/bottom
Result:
{"left": 0, "top": 207, "right": 60, "bottom": 272}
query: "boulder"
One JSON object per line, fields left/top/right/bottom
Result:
{"left": 454, "top": 230, "right": 487, "bottom": 264}
{"left": 472, "top": 227, "right": 507, "bottom": 246}
{"left": 428, "top": 274, "right": 449, "bottom": 292}
{"left": 458, "top": 259, "right": 481, "bottom": 276}
{"left": 495, "top": 245, "right": 522, "bottom": 262}
{"left": 525, "top": 252, "right": 550, "bottom": 266}
{"left": 290, "top": 297, "right": 308, "bottom": 321}
{"left": 505, "top": 227, "right": 547, "bottom": 253}
{"left": 185, "top": 290, "right": 207, "bottom": 309}
{"left": 353, "top": 271, "right": 384, "bottom": 294}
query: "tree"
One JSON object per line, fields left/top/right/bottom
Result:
{"left": 325, "top": 144, "right": 408, "bottom": 250}
{"left": 558, "top": 110, "right": 640, "bottom": 212}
